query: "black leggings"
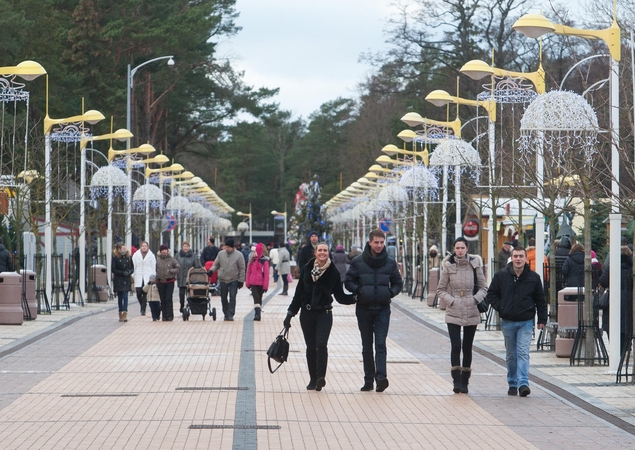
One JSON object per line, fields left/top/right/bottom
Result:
{"left": 447, "top": 323, "right": 477, "bottom": 368}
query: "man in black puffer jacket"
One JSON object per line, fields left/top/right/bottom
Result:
{"left": 0, "top": 237, "right": 14, "bottom": 273}
{"left": 345, "top": 229, "right": 403, "bottom": 393}
{"left": 487, "top": 246, "right": 547, "bottom": 397}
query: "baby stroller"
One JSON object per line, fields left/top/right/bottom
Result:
{"left": 204, "top": 260, "right": 220, "bottom": 296}
{"left": 183, "top": 267, "right": 217, "bottom": 321}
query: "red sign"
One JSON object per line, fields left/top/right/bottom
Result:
{"left": 463, "top": 220, "right": 479, "bottom": 238}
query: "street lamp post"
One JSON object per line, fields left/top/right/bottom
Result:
{"left": 126, "top": 55, "right": 175, "bottom": 249}
{"left": 513, "top": 9, "right": 621, "bottom": 371}
{"left": 237, "top": 205, "right": 253, "bottom": 244}
{"left": 271, "top": 204, "right": 288, "bottom": 244}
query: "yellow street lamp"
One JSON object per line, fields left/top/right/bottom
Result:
{"left": 400, "top": 112, "right": 462, "bottom": 138}
{"left": 460, "top": 59, "right": 546, "bottom": 94}
{"left": 425, "top": 89, "right": 496, "bottom": 122}
{"left": 513, "top": 8, "right": 622, "bottom": 371}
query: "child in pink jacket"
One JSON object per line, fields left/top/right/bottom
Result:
{"left": 245, "top": 243, "right": 269, "bottom": 321}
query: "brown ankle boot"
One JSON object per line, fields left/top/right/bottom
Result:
{"left": 118, "top": 312, "right": 123, "bottom": 322}
{"left": 123, "top": 311, "right": 128, "bottom": 322}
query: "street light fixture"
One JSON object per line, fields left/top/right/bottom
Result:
{"left": 236, "top": 205, "right": 253, "bottom": 244}
{"left": 460, "top": 60, "right": 546, "bottom": 94}
{"left": 271, "top": 204, "right": 288, "bottom": 244}
{"left": 513, "top": 9, "right": 622, "bottom": 372}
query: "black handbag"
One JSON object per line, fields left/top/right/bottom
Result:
{"left": 595, "top": 289, "right": 609, "bottom": 309}
{"left": 267, "top": 327, "right": 290, "bottom": 373}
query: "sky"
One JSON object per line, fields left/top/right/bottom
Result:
{"left": 219, "top": 1, "right": 591, "bottom": 121}
{"left": 220, "top": 0, "right": 394, "bottom": 119}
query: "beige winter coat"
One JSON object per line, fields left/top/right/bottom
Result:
{"left": 437, "top": 254, "right": 487, "bottom": 326}
{"left": 142, "top": 282, "right": 160, "bottom": 303}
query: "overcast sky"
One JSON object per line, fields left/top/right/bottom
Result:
{"left": 220, "top": 0, "right": 393, "bottom": 119}
{"left": 220, "top": 1, "right": 590, "bottom": 120}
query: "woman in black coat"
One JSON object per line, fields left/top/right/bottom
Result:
{"left": 283, "top": 242, "right": 355, "bottom": 391}
{"left": 562, "top": 243, "right": 585, "bottom": 288}
{"left": 112, "top": 242, "right": 134, "bottom": 323}
{"left": 597, "top": 245, "right": 633, "bottom": 355}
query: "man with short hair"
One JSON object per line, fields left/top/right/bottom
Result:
{"left": 200, "top": 236, "right": 220, "bottom": 267}
{"left": 297, "top": 231, "right": 319, "bottom": 271}
{"left": 487, "top": 246, "right": 547, "bottom": 397}
{"left": 208, "top": 238, "right": 245, "bottom": 321}
{"left": 497, "top": 241, "right": 512, "bottom": 271}
{"left": 345, "top": 229, "right": 403, "bottom": 393}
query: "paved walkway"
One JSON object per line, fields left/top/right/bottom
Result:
{"left": 0, "top": 280, "right": 633, "bottom": 449}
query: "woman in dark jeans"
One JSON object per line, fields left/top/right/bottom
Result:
{"left": 112, "top": 242, "right": 134, "bottom": 323}
{"left": 283, "top": 242, "right": 355, "bottom": 391}
{"left": 436, "top": 237, "right": 487, "bottom": 394}
{"left": 155, "top": 244, "right": 181, "bottom": 321}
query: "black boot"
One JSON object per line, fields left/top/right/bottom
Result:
{"left": 460, "top": 367, "right": 471, "bottom": 393}
{"left": 451, "top": 366, "right": 461, "bottom": 394}
{"left": 306, "top": 350, "right": 317, "bottom": 391}
{"left": 254, "top": 306, "right": 261, "bottom": 321}
{"left": 316, "top": 347, "right": 328, "bottom": 392}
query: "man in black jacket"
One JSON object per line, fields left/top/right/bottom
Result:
{"left": 297, "top": 231, "right": 319, "bottom": 271}
{"left": 487, "top": 246, "right": 547, "bottom": 397}
{"left": 200, "top": 236, "right": 220, "bottom": 267}
{"left": 345, "top": 229, "right": 403, "bottom": 393}
{"left": 0, "top": 237, "right": 14, "bottom": 273}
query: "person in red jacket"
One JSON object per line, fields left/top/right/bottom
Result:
{"left": 245, "top": 243, "right": 269, "bottom": 321}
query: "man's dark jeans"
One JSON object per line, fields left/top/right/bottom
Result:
{"left": 220, "top": 280, "right": 238, "bottom": 319}
{"left": 356, "top": 305, "right": 391, "bottom": 384}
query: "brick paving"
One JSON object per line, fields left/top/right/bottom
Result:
{"left": 0, "top": 281, "right": 633, "bottom": 449}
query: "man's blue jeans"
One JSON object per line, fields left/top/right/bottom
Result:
{"left": 220, "top": 281, "right": 238, "bottom": 319}
{"left": 356, "top": 305, "right": 391, "bottom": 384}
{"left": 500, "top": 319, "right": 534, "bottom": 388}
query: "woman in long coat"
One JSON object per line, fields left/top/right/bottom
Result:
{"left": 283, "top": 242, "right": 355, "bottom": 391}
{"left": 277, "top": 244, "right": 291, "bottom": 295}
{"left": 436, "top": 237, "right": 487, "bottom": 394}
{"left": 132, "top": 241, "right": 156, "bottom": 316}
{"left": 112, "top": 242, "right": 134, "bottom": 323}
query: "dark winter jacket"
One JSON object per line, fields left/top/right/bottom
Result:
{"left": 111, "top": 249, "right": 134, "bottom": 293}
{"left": 155, "top": 252, "right": 180, "bottom": 283}
{"left": 555, "top": 237, "right": 572, "bottom": 258}
{"left": 332, "top": 249, "right": 350, "bottom": 282}
{"left": 597, "top": 253, "right": 633, "bottom": 337}
{"left": 487, "top": 263, "right": 548, "bottom": 324}
{"left": 200, "top": 245, "right": 220, "bottom": 266}
{"left": 497, "top": 248, "right": 511, "bottom": 272}
{"left": 562, "top": 251, "right": 585, "bottom": 288}
{"left": 345, "top": 242, "right": 403, "bottom": 308}
{"left": 297, "top": 242, "right": 317, "bottom": 271}
{"left": 176, "top": 249, "right": 200, "bottom": 287}
{"left": 287, "top": 258, "right": 355, "bottom": 316}
{"left": 0, "top": 244, "right": 14, "bottom": 273}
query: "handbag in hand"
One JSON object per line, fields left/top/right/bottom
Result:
{"left": 595, "top": 289, "right": 609, "bottom": 309}
{"left": 267, "top": 327, "right": 290, "bottom": 373}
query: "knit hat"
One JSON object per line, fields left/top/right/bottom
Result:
{"left": 160, "top": 244, "right": 169, "bottom": 252}
{"left": 255, "top": 242, "right": 264, "bottom": 258}
{"left": 336, "top": 244, "right": 344, "bottom": 251}
{"left": 225, "top": 238, "right": 235, "bottom": 248}
{"left": 590, "top": 250, "right": 596, "bottom": 258}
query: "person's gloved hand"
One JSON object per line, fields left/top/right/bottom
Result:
{"left": 263, "top": 290, "right": 267, "bottom": 293}
{"left": 283, "top": 313, "right": 293, "bottom": 329}
{"left": 237, "top": 282, "right": 244, "bottom": 289}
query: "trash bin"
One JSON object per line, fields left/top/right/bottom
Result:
{"left": 89, "top": 265, "right": 109, "bottom": 302}
{"left": 0, "top": 272, "right": 24, "bottom": 325}
{"left": 427, "top": 268, "right": 439, "bottom": 307}
{"left": 20, "top": 270, "right": 37, "bottom": 320}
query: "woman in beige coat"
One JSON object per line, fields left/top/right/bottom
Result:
{"left": 437, "top": 237, "right": 487, "bottom": 394}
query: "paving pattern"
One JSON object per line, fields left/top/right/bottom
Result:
{"left": 0, "top": 281, "right": 633, "bottom": 449}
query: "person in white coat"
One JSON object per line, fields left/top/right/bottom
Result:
{"left": 132, "top": 241, "right": 156, "bottom": 316}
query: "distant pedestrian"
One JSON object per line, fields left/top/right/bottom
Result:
{"left": 283, "top": 242, "right": 355, "bottom": 391}
{"left": 270, "top": 243, "right": 280, "bottom": 282}
{"left": 436, "top": 237, "right": 487, "bottom": 394}
{"left": 297, "top": 232, "right": 319, "bottom": 271}
{"left": 386, "top": 237, "right": 397, "bottom": 260}
{"left": 143, "top": 274, "right": 162, "bottom": 321}
{"left": 200, "top": 236, "right": 220, "bottom": 267}
{"left": 277, "top": 244, "right": 291, "bottom": 295}
{"left": 132, "top": 241, "right": 156, "bottom": 316}
{"left": 240, "top": 243, "right": 251, "bottom": 265}
{"left": 112, "top": 242, "right": 134, "bottom": 323}
{"left": 345, "top": 229, "right": 403, "bottom": 393}
{"left": 331, "top": 244, "right": 350, "bottom": 283}
{"left": 497, "top": 241, "right": 512, "bottom": 271}
{"left": 245, "top": 243, "right": 269, "bottom": 321}
{"left": 208, "top": 238, "right": 246, "bottom": 321}
{"left": 428, "top": 245, "right": 440, "bottom": 269}
{"left": 562, "top": 243, "right": 585, "bottom": 288}
{"left": 175, "top": 241, "right": 200, "bottom": 314}
{"left": 487, "top": 246, "right": 547, "bottom": 397}
{"left": 155, "top": 244, "right": 180, "bottom": 321}
{"left": 0, "top": 237, "right": 14, "bottom": 273}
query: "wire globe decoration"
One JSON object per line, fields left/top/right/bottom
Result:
{"left": 132, "top": 184, "right": 164, "bottom": 211}
{"left": 166, "top": 195, "right": 192, "bottom": 214}
{"left": 429, "top": 139, "right": 481, "bottom": 167}
{"left": 89, "top": 165, "right": 128, "bottom": 199}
